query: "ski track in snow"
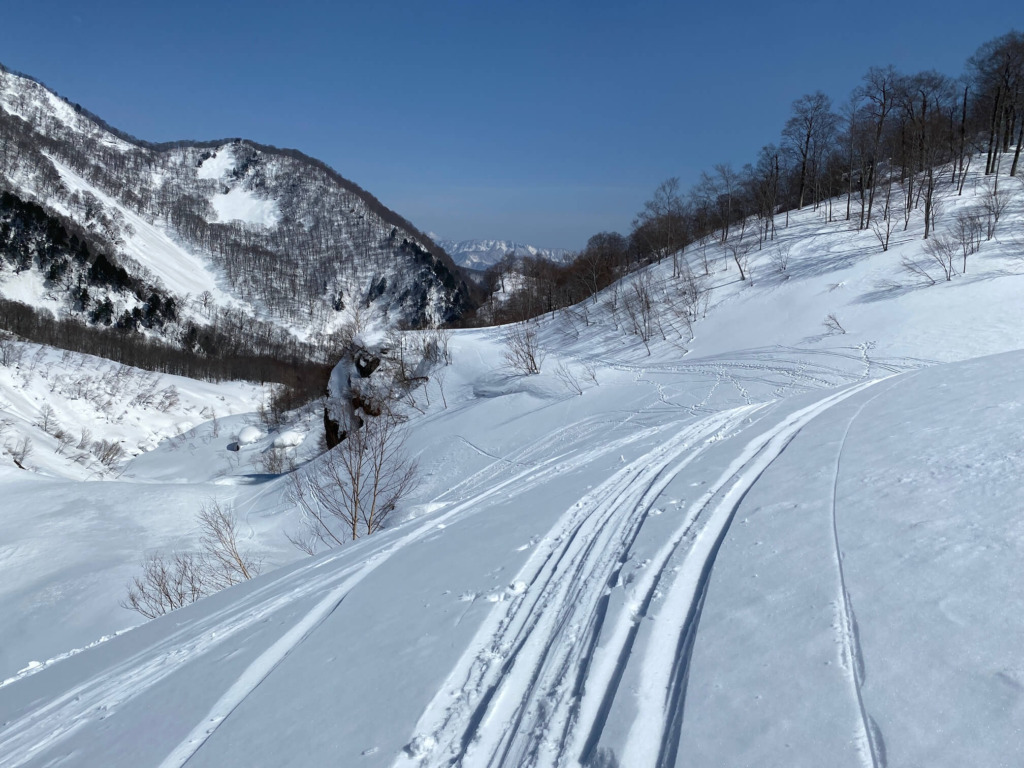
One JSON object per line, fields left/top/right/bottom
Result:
{"left": 394, "top": 405, "right": 763, "bottom": 768}
{"left": 0, "top": 412, "right": 665, "bottom": 768}
{"left": 827, "top": 377, "right": 918, "bottom": 768}
{"left": 394, "top": 379, "right": 884, "bottom": 768}
{"left": 620, "top": 379, "right": 882, "bottom": 768}
{"left": 0, "top": 350, "right": 921, "bottom": 768}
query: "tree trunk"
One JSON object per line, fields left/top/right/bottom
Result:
{"left": 1011, "top": 118, "right": 1024, "bottom": 177}
{"left": 986, "top": 87, "right": 1002, "bottom": 175}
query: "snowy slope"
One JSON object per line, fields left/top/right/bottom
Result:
{"left": 1, "top": 154, "right": 1024, "bottom": 767}
{"left": 3, "top": 352, "right": 1024, "bottom": 767}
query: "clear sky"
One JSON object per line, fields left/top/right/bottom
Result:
{"left": 0, "top": 1, "right": 1018, "bottom": 249}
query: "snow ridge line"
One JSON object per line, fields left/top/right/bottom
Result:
{"left": 394, "top": 406, "right": 761, "bottom": 767}
{"left": 618, "top": 379, "right": 883, "bottom": 767}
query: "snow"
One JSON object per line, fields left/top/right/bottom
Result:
{"left": 2, "top": 154, "right": 1024, "bottom": 767}
{"left": 237, "top": 426, "right": 262, "bottom": 445}
{"left": 272, "top": 430, "right": 304, "bottom": 448}
{"left": 210, "top": 186, "right": 280, "bottom": 228}
{"left": 44, "top": 156, "right": 238, "bottom": 307}
{"left": 196, "top": 148, "right": 236, "bottom": 181}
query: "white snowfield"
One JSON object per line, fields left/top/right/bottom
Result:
{"left": 2, "top": 159, "right": 1024, "bottom": 766}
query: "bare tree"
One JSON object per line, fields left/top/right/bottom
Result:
{"left": 870, "top": 207, "right": 899, "bottom": 252}
{"left": 76, "top": 427, "right": 93, "bottom": 451}
{"left": 122, "top": 552, "right": 205, "bottom": 619}
{"left": 982, "top": 177, "right": 1013, "bottom": 239}
{"left": 0, "top": 335, "right": 24, "bottom": 367}
{"left": 725, "top": 235, "right": 754, "bottom": 281}
{"left": 503, "top": 323, "right": 544, "bottom": 375}
{"left": 92, "top": 439, "right": 126, "bottom": 469}
{"left": 197, "top": 501, "right": 263, "bottom": 590}
{"left": 953, "top": 209, "right": 984, "bottom": 273}
{"left": 823, "top": 313, "right": 846, "bottom": 335}
{"left": 782, "top": 92, "right": 838, "bottom": 210}
{"left": 669, "top": 264, "right": 710, "bottom": 340}
{"left": 122, "top": 502, "right": 261, "bottom": 619}
{"left": 856, "top": 66, "right": 900, "bottom": 229}
{"left": 7, "top": 436, "right": 32, "bottom": 468}
{"left": 421, "top": 326, "right": 453, "bottom": 366}
{"left": 54, "top": 429, "right": 74, "bottom": 455}
{"left": 554, "top": 362, "right": 584, "bottom": 396}
{"left": 289, "top": 407, "right": 418, "bottom": 552}
{"left": 433, "top": 364, "right": 449, "bottom": 409}
{"left": 36, "top": 404, "right": 56, "bottom": 433}
{"left": 633, "top": 178, "right": 688, "bottom": 264}
{"left": 768, "top": 242, "right": 793, "bottom": 272}
{"left": 622, "top": 271, "right": 660, "bottom": 354}
{"left": 924, "top": 232, "right": 958, "bottom": 281}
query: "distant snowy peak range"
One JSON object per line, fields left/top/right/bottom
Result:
{"left": 432, "top": 236, "right": 571, "bottom": 271}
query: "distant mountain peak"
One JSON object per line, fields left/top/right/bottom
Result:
{"left": 432, "top": 236, "right": 571, "bottom": 271}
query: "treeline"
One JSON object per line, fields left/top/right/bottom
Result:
{"left": 0, "top": 190, "right": 180, "bottom": 329}
{"left": 0, "top": 297, "right": 333, "bottom": 407}
{"left": 471, "top": 30, "right": 1024, "bottom": 325}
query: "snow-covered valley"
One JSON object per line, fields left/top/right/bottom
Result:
{"left": 2, "top": 152, "right": 1024, "bottom": 767}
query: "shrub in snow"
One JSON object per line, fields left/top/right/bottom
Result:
{"left": 122, "top": 502, "right": 262, "bottom": 619}
{"left": 503, "top": 322, "right": 544, "bottom": 374}
{"left": 288, "top": 406, "right": 418, "bottom": 553}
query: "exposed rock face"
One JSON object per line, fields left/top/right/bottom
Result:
{"left": 323, "top": 344, "right": 383, "bottom": 449}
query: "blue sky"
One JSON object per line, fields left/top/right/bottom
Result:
{"left": 0, "top": 1, "right": 1018, "bottom": 249}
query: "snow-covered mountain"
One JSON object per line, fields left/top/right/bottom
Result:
{"left": 432, "top": 236, "right": 571, "bottom": 271}
{"left": 0, "top": 64, "right": 476, "bottom": 344}
{"left": 2, "top": 144, "right": 1024, "bottom": 767}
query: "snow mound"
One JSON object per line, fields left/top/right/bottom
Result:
{"left": 273, "top": 430, "right": 304, "bottom": 449}
{"left": 237, "top": 426, "right": 263, "bottom": 445}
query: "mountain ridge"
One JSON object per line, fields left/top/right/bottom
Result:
{"left": 432, "top": 235, "right": 571, "bottom": 271}
{"left": 0, "top": 62, "right": 480, "bottom": 345}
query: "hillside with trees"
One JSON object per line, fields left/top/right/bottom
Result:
{"left": 482, "top": 31, "right": 1023, "bottom": 329}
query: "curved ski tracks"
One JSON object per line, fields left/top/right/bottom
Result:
{"left": 0, "top": 412, "right": 668, "bottom": 768}
{"left": 399, "top": 379, "right": 884, "bottom": 768}
{"left": 0, "top": 378, "right": 893, "bottom": 768}
{"left": 620, "top": 380, "right": 879, "bottom": 768}
{"left": 829, "top": 380, "right": 910, "bottom": 768}
{"left": 395, "top": 405, "right": 764, "bottom": 768}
